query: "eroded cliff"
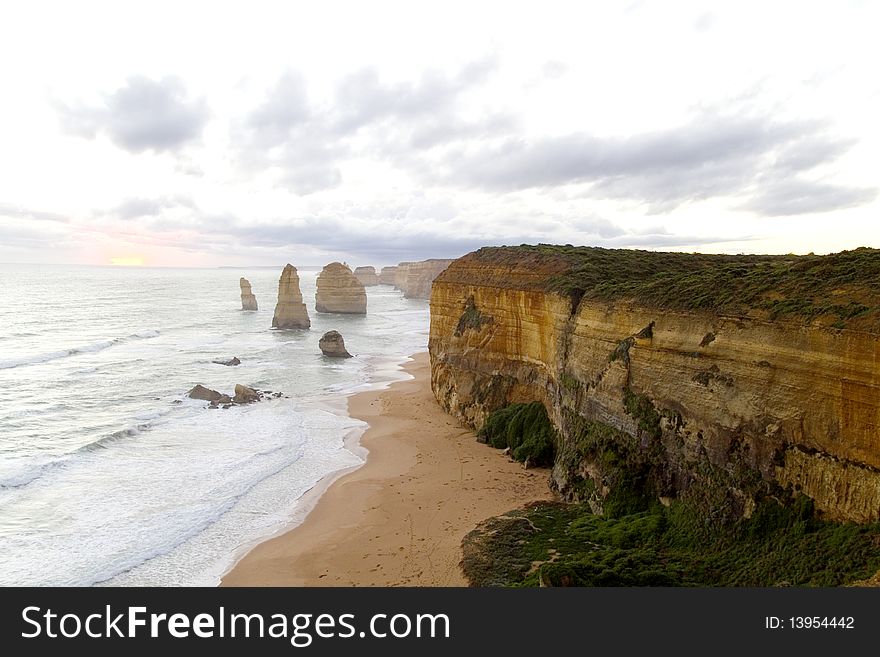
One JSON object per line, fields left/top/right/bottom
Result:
{"left": 353, "top": 266, "right": 379, "bottom": 286}
{"left": 430, "top": 246, "right": 880, "bottom": 524}
{"left": 395, "top": 259, "right": 455, "bottom": 299}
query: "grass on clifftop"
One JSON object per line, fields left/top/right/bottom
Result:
{"left": 470, "top": 245, "right": 880, "bottom": 329}
{"left": 461, "top": 497, "right": 880, "bottom": 587}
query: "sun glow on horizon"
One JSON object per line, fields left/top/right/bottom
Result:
{"left": 110, "top": 256, "right": 145, "bottom": 266}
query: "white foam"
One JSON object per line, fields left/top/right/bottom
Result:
{"left": 0, "top": 330, "right": 160, "bottom": 370}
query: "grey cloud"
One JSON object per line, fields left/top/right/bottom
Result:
{"left": 572, "top": 217, "right": 627, "bottom": 238}
{"left": 445, "top": 115, "right": 798, "bottom": 189}
{"left": 769, "top": 136, "right": 854, "bottom": 174}
{"left": 456, "top": 54, "right": 500, "bottom": 86}
{"left": 0, "top": 202, "right": 69, "bottom": 223}
{"left": 332, "top": 60, "right": 496, "bottom": 135}
{"left": 541, "top": 60, "right": 568, "bottom": 79}
{"left": 110, "top": 196, "right": 195, "bottom": 220}
{"left": 739, "top": 179, "right": 877, "bottom": 216}
{"left": 693, "top": 12, "right": 716, "bottom": 32}
{"left": 245, "top": 71, "right": 311, "bottom": 148}
{"left": 332, "top": 68, "right": 453, "bottom": 134}
{"left": 439, "top": 112, "right": 874, "bottom": 215}
{"left": 232, "top": 70, "right": 344, "bottom": 194}
{"left": 232, "top": 59, "right": 507, "bottom": 195}
{"left": 56, "top": 76, "right": 208, "bottom": 153}
{"left": 277, "top": 162, "right": 343, "bottom": 195}
{"left": 408, "top": 112, "right": 518, "bottom": 150}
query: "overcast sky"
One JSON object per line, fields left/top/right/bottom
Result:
{"left": 1, "top": 0, "right": 878, "bottom": 267}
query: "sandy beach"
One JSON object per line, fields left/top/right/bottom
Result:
{"left": 222, "top": 351, "right": 552, "bottom": 586}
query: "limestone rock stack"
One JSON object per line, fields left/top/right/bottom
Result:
{"left": 319, "top": 330, "right": 352, "bottom": 358}
{"left": 240, "top": 277, "right": 258, "bottom": 311}
{"left": 315, "top": 262, "right": 367, "bottom": 314}
{"left": 395, "top": 259, "right": 455, "bottom": 299}
{"left": 378, "top": 266, "right": 397, "bottom": 285}
{"left": 272, "top": 264, "right": 311, "bottom": 329}
{"left": 353, "top": 266, "right": 379, "bottom": 286}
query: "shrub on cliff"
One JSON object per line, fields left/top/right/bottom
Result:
{"left": 478, "top": 402, "right": 556, "bottom": 466}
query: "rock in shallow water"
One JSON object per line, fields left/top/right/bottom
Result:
{"left": 233, "top": 384, "right": 261, "bottom": 404}
{"left": 212, "top": 356, "right": 241, "bottom": 366}
{"left": 188, "top": 384, "right": 223, "bottom": 401}
{"left": 319, "top": 330, "right": 352, "bottom": 358}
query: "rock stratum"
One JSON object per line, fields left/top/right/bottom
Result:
{"left": 272, "top": 264, "right": 311, "bottom": 329}
{"left": 378, "top": 266, "right": 398, "bottom": 285}
{"left": 430, "top": 245, "right": 880, "bottom": 524}
{"left": 353, "top": 266, "right": 379, "bottom": 286}
{"left": 394, "top": 259, "right": 454, "bottom": 299}
{"left": 316, "top": 262, "right": 367, "bottom": 314}
{"left": 240, "top": 277, "right": 258, "bottom": 311}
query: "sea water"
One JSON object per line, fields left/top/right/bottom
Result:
{"left": 0, "top": 264, "right": 429, "bottom": 585}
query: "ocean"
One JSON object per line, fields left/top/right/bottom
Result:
{"left": 0, "top": 264, "right": 429, "bottom": 586}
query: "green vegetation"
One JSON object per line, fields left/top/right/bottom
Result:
{"left": 478, "top": 402, "right": 556, "bottom": 466}
{"left": 559, "top": 372, "right": 580, "bottom": 391}
{"left": 454, "top": 295, "right": 493, "bottom": 336}
{"left": 461, "top": 497, "right": 880, "bottom": 587}
{"left": 472, "top": 245, "right": 880, "bottom": 329}
{"left": 557, "top": 409, "right": 663, "bottom": 516}
{"left": 623, "top": 389, "right": 662, "bottom": 439}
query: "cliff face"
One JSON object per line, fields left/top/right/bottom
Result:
{"left": 378, "top": 266, "right": 398, "bottom": 285}
{"left": 394, "top": 259, "right": 455, "bottom": 299}
{"left": 316, "top": 262, "right": 367, "bottom": 314}
{"left": 429, "top": 247, "right": 880, "bottom": 523}
{"left": 240, "top": 277, "right": 258, "bottom": 311}
{"left": 353, "top": 266, "right": 379, "bottom": 286}
{"left": 272, "top": 264, "right": 310, "bottom": 329}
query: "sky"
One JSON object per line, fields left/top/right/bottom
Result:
{"left": 0, "top": 0, "right": 878, "bottom": 267}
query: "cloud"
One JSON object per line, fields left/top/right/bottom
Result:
{"left": 244, "top": 71, "right": 311, "bottom": 148}
{"left": 56, "top": 76, "right": 208, "bottom": 153}
{"left": 331, "top": 57, "right": 498, "bottom": 134}
{"left": 739, "top": 179, "right": 877, "bottom": 216}
{"left": 0, "top": 202, "right": 69, "bottom": 223}
{"left": 109, "top": 196, "right": 195, "bottom": 220}
{"left": 437, "top": 111, "right": 874, "bottom": 215}
{"left": 541, "top": 60, "right": 568, "bottom": 79}
{"left": 232, "top": 70, "right": 344, "bottom": 194}
{"left": 693, "top": 12, "right": 716, "bottom": 32}
{"left": 231, "top": 58, "right": 506, "bottom": 195}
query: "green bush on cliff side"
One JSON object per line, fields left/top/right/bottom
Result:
{"left": 461, "top": 496, "right": 880, "bottom": 588}
{"left": 478, "top": 402, "right": 556, "bottom": 466}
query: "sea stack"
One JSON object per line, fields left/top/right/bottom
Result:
{"left": 353, "top": 266, "right": 379, "bottom": 286}
{"left": 378, "top": 266, "right": 397, "bottom": 285}
{"left": 319, "top": 330, "right": 352, "bottom": 358}
{"left": 272, "top": 264, "right": 311, "bottom": 329}
{"left": 315, "top": 262, "right": 367, "bottom": 314}
{"left": 240, "top": 278, "right": 258, "bottom": 311}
